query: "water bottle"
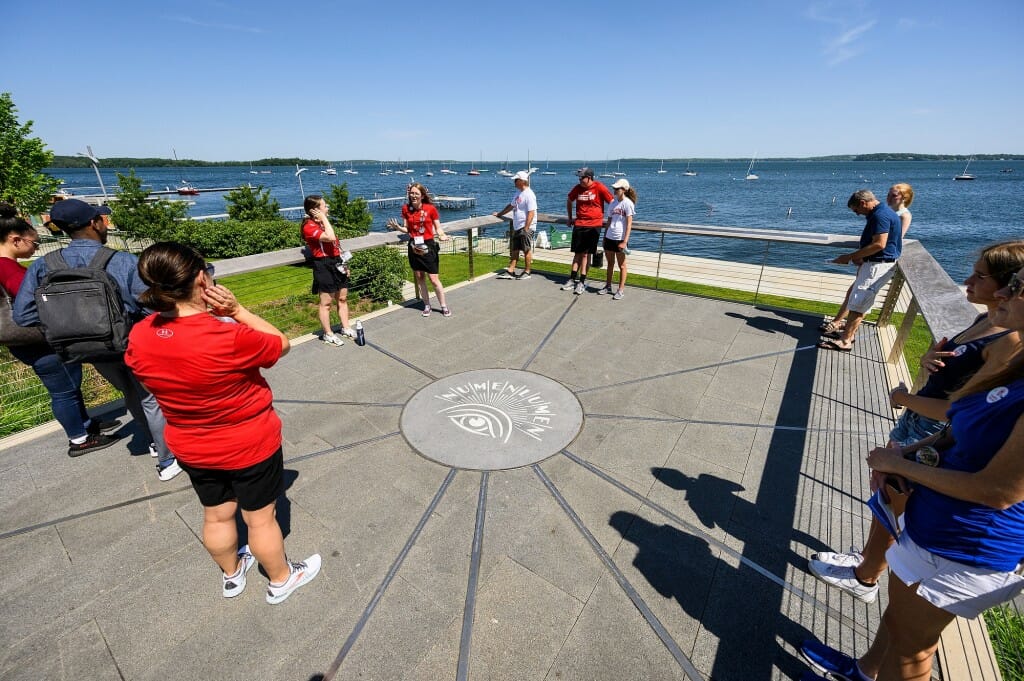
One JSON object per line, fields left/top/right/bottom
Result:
{"left": 355, "top": 320, "right": 366, "bottom": 346}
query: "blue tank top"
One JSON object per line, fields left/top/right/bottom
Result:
{"left": 918, "top": 315, "right": 1010, "bottom": 400}
{"left": 905, "top": 377, "right": 1024, "bottom": 571}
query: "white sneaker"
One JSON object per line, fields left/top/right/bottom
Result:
{"left": 810, "top": 549, "right": 864, "bottom": 568}
{"left": 157, "top": 459, "right": 182, "bottom": 482}
{"left": 322, "top": 333, "right": 344, "bottom": 346}
{"left": 612, "top": 289, "right": 624, "bottom": 301}
{"left": 574, "top": 282, "right": 586, "bottom": 295}
{"left": 341, "top": 327, "right": 357, "bottom": 339}
{"left": 808, "top": 561, "right": 878, "bottom": 602}
{"left": 266, "top": 554, "right": 322, "bottom": 604}
{"left": 148, "top": 442, "right": 159, "bottom": 458}
{"left": 596, "top": 286, "right": 612, "bottom": 295}
{"left": 515, "top": 271, "right": 532, "bottom": 280}
{"left": 223, "top": 545, "right": 256, "bottom": 598}
{"left": 560, "top": 280, "right": 576, "bottom": 291}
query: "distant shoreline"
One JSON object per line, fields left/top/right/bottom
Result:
{"left": 47, "top": 153, "right": 1024, "bottom": 169}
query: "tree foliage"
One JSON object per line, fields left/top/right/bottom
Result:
{"left": 175, "top": 218, "right": 300, "bottom": 259}
{"left": 109, "top": 170, "right": 188, "bottom": 240}
{"left": 324, "top": 183, "right": 373, "bottom": 239}
{"left": 224, "top": 184, "right": 280, "bottom": 221}
{"left": 0, "top": 92, "right": 60, "bottom": 214}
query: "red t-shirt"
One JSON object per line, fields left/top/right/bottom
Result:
{"left": 126, "top": 313, "right": 283, "bottom": 470}
{"left": 401, "top": 203, "right": 440, "bottom": 240}
{"left": 0, "top": 257, "right": 27, "bottom": 297}
{"left": 301, "top": 218, "right": 341, "bottom": 258}
{"left": 567, "top": 181, "right": 614, "bottom": 227}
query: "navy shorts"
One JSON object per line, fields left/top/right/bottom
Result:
{"left": 179, "top": 447, "right": 285, "bottom": 511}
{"left": 311, "top": 257, "right": 349, "bottom": 294}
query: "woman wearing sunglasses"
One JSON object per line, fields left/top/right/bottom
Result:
{"left": 126, "top": 242, "right": 320, "bottom": 604}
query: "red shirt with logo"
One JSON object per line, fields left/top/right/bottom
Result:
{"left": 301, "top": 218, "right": 341, "bottom": 258}
{"left": 401, "top": 203, "right": 440, "bottom": 240}
{"left": 126, "top": 313, "right": 283, "bottom": 470}
{"left": 567, "top": 181, "right": 614, "bottom": 227}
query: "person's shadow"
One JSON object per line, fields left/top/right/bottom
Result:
{"left": 724, "top": 309, "right": 823, "bottom": 343}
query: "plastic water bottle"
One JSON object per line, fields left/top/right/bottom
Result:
{"left": 355, "top": 320, "right": 366, "bottom": 346}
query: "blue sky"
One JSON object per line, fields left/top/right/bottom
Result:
{"left": 4, "top": 0, "right": 1021, "bottom": 161}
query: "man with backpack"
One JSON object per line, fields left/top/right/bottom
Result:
{"left": 13, "top": 199, "right": 180, "bottom": 481}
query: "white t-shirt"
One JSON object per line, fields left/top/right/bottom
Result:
{"left": 509, "top": 187, "right": 537, "bottom": 232}
{"left": 605, "top": 197, "right": 635, "bottom": 240}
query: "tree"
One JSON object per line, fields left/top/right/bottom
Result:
{"left": 109, "top": 170, "right": 188, "bottom": 240}
{"left": 324, "top": 182, "right": 373, "bottom": 239}
{"left": 224, "top": 184, "right": 281, "bottom": 221}
{"left": 0, "top": 92, "right": 60, "bottom": 214}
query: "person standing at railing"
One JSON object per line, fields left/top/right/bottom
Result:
{"left": 126, "top": 242, "right": 321, "bottom": 604}
{"left": 386, "top": 183, "right": 452, "bottom": 317}
{"left": 0, "top": 203, "right": 121, "bottom": 456}
{"left": 301, "top": 195, "right": 354, "bottom": 347}
{"left": 820, "top": 183, "right": 914, "bottom": 344}
{"left": 494, "top": 171, "right": 537, "bottom": 280}
{"left": 598, "top": 179, "right": 636, "bottom": 300}
{"left": 562, "top": 167, "right": 613, "bottom": 295}
{"left": 818, "top": 189, "right": 903, "bottom": 352}
{"left": 801, "top": 262, "right": 1024, "bottom": 681}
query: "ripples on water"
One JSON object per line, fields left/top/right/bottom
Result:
{"left": 52, "top": 160, "right": 1021, "bottom": 281}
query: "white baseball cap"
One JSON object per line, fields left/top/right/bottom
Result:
{"left": 513, "top": 171, "right": 530, "bottom": 182}
{"left": 611, "top": 178, "right": 630, "bottom": 190}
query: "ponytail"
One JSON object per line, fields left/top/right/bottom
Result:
{"left": 625, "top": 188, "right": 638, "bottom": 205}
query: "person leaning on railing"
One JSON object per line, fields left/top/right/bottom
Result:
{"left": 800, "top": 259, "right": 1024, "bottom": 681}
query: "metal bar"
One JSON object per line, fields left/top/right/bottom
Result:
{"left": 456, "top": 471, "right": 489, "bottom": 681}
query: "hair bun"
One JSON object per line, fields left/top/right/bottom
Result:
{"left": 0, "top": 203, "right": 17, "bottom": 220}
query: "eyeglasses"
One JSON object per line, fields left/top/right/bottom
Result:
{"left": 1006, "top": 273, "right": 1024, "bottom": 299}
{"left": 204, "top": 264, "right": 216, "bottom": 279}
{"left": 19, "top": 236, "right": 41, "bottom": 248}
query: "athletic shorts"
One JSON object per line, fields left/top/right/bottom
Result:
{"left": 509, "top": 229, "right": 533, "bottom": 254}
{"left": 889, "top": 410, "right": 946, "bottom": 447}
{"left": 571, "top": 227, "right": 600, "bottom": 254}
{"left": 887, "top": 522, "right": 1024, "bottom": 619}
{"left": 311, "top": 257, "right": 349, "bottom": 295}
{"left": 603, "top": 238, "right": 626, "bottom": 253}
{"left": 847, "top": 261, "right": 897, "bottom": 314}
{"left": 179, "top": 447, "right": 285, "bottom": 512}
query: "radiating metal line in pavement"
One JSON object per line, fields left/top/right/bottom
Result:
{"left": 560, "top": 450, "right": 870, "bottom": 637}
{"left": 586, "top": 412, "right": 886, "bottom": 436}
{"left": 284, "top": 432, "right": 400, "bottom": 464}
{"left": 321, "top": 469, "right": 458, "bottom": 681}
{"left": 532, "top": 465, "right": 705, "bottom": 681}
{"left": 457, "top": 471, "right": 489, "bottom": 681}
{"left": 575, "top": 345, "right": 818, "bottom": 394}
{"left": 273, "top": 399, "right": 405, "bottom": 408}
{"left": 366, "top": 340, "right": 438, "bottom": 380}
{"left": 521, "top": 298, "right": 579, "bottom": 371}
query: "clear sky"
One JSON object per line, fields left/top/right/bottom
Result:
{"left": 4, "top": 0, "right": 1021, "bottom": 161}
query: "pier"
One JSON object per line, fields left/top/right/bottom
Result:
{"left": 365, "top": 194, "right": 476, "bottom": 210}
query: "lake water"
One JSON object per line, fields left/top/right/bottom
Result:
{"left": 50, "top": 159, "right": 1022, "bottom": 281}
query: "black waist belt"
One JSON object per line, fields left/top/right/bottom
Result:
{"left": 866, "top": 257, "right": 896, "bottom": 263}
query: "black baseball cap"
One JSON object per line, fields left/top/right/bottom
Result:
{"left": 576, "top": 167, "right": 595, "bottom": 179}
{"left": 48, "top": 199, "right": 111, "bottom": 230}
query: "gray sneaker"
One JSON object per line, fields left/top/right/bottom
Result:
{"left": 560, "top": 280, "right": 576, "bottom": 291}
{"left": 808, "top": 561, "right": 878, "bottom": 602}
{"left": 266, "top": 554, "right": 322, "bottom": 604}
{"left": 574, "top": 282, "right": 586, "bottom": 295}
{"left": 496, "top": 270, "right": 515, "bottom": 280}
{"left": 223, "top": 545, "right": 256, "bottom": 598}
{"left": 596, "top": 286, "right": 612, "bottom": 295}
{"left": 515, "top": 271, "right": 532, "bottom": 280}
{"left": 612, "top": 289, "right": 624, "bottom": 300}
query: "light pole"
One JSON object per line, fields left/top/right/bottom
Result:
{"left": 76, "top": 145, "right": 108, "bottom": 200}
{"left": 295, "top": 164, "right": 308, "bottom": 200}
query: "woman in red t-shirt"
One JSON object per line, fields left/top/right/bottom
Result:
{"left": 386, "top": 183, "right": 452, "bottom": 317}
{"left": 301, "top": 194, "right": 353, "bottom": 347}
{"left": 127, "top": 242, "right": 320, "bottom": 604}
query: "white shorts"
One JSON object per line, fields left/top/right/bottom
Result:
{"left": 847, "top": 261, "right": 897, "bottom": 314}
{"left": 886, "top": 527, "right": 1024, "bottom": 619}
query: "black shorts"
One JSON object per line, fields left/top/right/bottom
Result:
{"left": 179, "top": 447, "right": 285, "bottom": 511}
{"left": 603, "top": 238, "right": 626, "bottom": 253}
{"left": 311, "top": 257, "right": 349, "bottom": 294}
{"left": 571, "top": 227, "right": 600, "bottom": 254}
{"left": 408, "top": 239, "right": 439, "bottom": 274}
{"left": 509, "top": 229, "right": 533, "bottom": 254}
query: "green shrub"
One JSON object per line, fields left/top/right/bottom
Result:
{"left": 348, "top": 246, "right": 405, "bottom": 303}
{"left": 175, "top": 218, "right": 301, "bottom": 258}
{"left": 110, "top": 170, "right": 188, "bottom": 240}
{"left": 224, "top": 184, "right": 280, "bottom": 221}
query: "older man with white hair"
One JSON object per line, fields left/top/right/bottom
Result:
{"left": 493, "top": 170, "right": 538, "bottom": 280}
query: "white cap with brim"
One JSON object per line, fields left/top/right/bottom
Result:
{"left": 612, "top": 178, "right": 630, "bottom": 190}
{"left": 513, "top": 171, "right": 530, "bottom": 182}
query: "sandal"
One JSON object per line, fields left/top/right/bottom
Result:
{"left": 818, "top": 319, "right": 846, "bottom": 333}
{"left": 817, "top": 338, "right": 853, "bottom": 352}
{"left": 441, "top": 306, "right": 452, "bottom": 318}
{"left": 422, "top": 305, "right": 431, "bottom": 317}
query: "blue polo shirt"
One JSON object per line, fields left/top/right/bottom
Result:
{"left": 859, "top": 203, "right": 902, "bottom": 261}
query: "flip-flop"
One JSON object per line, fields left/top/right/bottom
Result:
{"left": 818, "top": 320, "right": 847, "bottom": 333}
{"left": 818, "top": 338, "right": 853, "bottom": 352}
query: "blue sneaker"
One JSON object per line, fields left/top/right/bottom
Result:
{"left": 800, "top": 639, "right": 862, "bottom": 681}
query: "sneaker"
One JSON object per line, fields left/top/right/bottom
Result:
{"left": 266, "top": 554, "right": 322, "bottom": 604}
{"left": 810, "top": 549, "right": 864, "bottom": 568}
{"left": 422, "top": 305, "right": 432, "bottom": 317}
{"left": 808, "top": 561, "right": 879, "bottom": 602}
{"left": 515, "top": 271, "right": 532, "bottom": 280}
{"left": 67, "top": 433, "right": 121, "bottom": 458}
{"left": 596, "top": 286, "right": 612, "bottom": 295}
{"left": 148, "top": 442, "right": 159, "bottom": 458}
{"left": 441, "top": 306, "right": 452, "bottom": 318}
{"left": 496, "top": 270, "right": 515, "bottom": 279}
{"left": 612, "top": 289, "right": 624, "bottom": 300}
{"left": 223, "top": 545, "right": 256, "bottom": 598}
{"left": 322, "top": 333, "right": 344, "bottom": 346}
{"left": 560, "top": 280, "right": 576, "bottom": 291}
{"left": 799, "top": 639, "right": 862, "bottom": 681}
{"left": 86, "top": 418, "right": 122, "bottom": 435}
{"left": 341, "top": 327, "right": 357, "bottom": 339}
{"left": 156, "top": 459, "right": 183, "bottom": 482}
{"left": 574, "top": 282, "right": 586, "bottom": 295}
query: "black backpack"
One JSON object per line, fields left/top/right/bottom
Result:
{"left": 34, "top": 247, "right": 131, "bottom": 363}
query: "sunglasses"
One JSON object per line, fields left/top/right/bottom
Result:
{"left": 1007, "top": 273, "right": 1024, "bottom": 299}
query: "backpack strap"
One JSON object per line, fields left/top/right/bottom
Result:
{"left": 87, "top": 246, "right": 117, "bottom": 271}
{"left": 43, "top": 249, "right": 70, "bottom": 272}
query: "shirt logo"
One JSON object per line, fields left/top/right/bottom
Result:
{"left": 987, "top": 386, "right": 1009, "bottom": 403}
{"left": 952, "top": 345, "right": 967, "bottom": 357}
{"left": 156, "top": 328, "right": 174, "bottom": 339}
{"left": 435, "top": 380, "right": 555, "bottom": 443}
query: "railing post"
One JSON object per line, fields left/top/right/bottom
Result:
{"left": 753, "top": 241, "right": 771, "bottom": 305}
{"left": 887, "top": 296, "right": 920, "bottom": 369}
{"left": 877, "top": 267, "right": 905, "bottom": 328}
{"left": 655, "top": 232, "right": 665, "bottom": 290}
{"left": 467, "top": 226, "right": 475, "bottom": 280}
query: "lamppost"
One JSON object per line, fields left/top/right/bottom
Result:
{"left": 295, "top": 164, "right": 308, "bottom": 200}
{"left": 77, "top": 145, "right": 108, "bottom": 200}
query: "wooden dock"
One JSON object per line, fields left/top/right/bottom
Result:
{"left": 365, "top": 194, "right": 476, "bottom": 210}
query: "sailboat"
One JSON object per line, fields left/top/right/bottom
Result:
{"left": 657, "top": 160, "right": 668, "bottom": 174}
{"left": 321, "top": 163, "right": 337, "bottom": 176}
{"left": 440, "top": 161, "right": 458, "bottom": 175}
{"left": 954, "top": 157, "right": 975, "bottom": 181}
{"left": 541, "top": 159, "right": 557, "bottom": 175}
{"left": 745, "top": 155, "right": 759, "bottom": 181}
{"left": 612, "top": 159, "right": 627, "bottom": 177}
{"left": 249, "top": 162, "right": 259, "bottom": 175}
{"left": 425, "top": 162, "right": 434, "bottom": 177}
{"left": 497, "top": 156, "right": 514, "bottom": 177}
{"left": 682, "top": 161, "right": 697, "bottom": 177}
{"left": 173, "top": 149, "right": 199, "bottom": 194}
{"left": 343, "top": 161, "right": 358, "bottom": 175}
{"left": 467, "top": 152, "right": 482, "bottom": 176}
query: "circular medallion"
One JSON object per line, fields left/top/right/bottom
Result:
{"left": 401, "top": 369, "right": 583, "bottom": 470}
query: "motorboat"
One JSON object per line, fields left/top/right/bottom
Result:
{"left": 177, "top": 182, "right": 200, "bottom": 196}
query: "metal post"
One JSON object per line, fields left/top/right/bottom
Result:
{"left": 753, "top": 241, "right": 770, "bottom": 305}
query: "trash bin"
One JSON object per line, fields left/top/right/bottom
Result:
{"left": 592, "top": 249, "right": 604, "bottom": 269}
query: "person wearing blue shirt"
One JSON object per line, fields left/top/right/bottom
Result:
{"left": 819, "top": 189, "right": 903, "bottom": 352}
{"left": 13, "top": 199, "right": 180, "bottom": 481}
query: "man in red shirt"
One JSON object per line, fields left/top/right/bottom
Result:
{"left": 563, "top": 167, "right": 613, "bottom": 294}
